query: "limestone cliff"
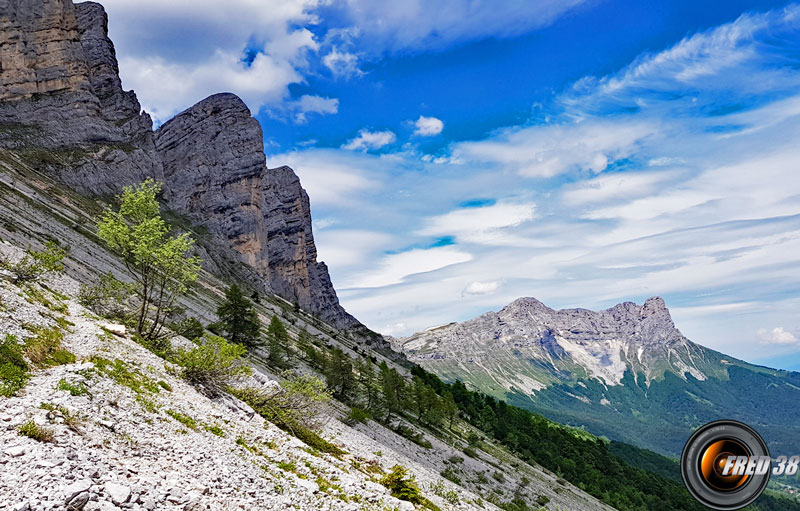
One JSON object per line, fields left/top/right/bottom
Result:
{"left": 0, "top": 0, "right": 361, "bottom": 330}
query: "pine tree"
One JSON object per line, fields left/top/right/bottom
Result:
{"left": 442, "top": 391, "right": 458, "bottom": 430}
{"left": 378, "top": 362, "right": 405, "bottom": 422}
{"left": 216, "top": 284, "right": 261, "bottom": 346}
{"left": 354, "top": 357, "right": 379, "bottom": 412}
{"left": 324, "top": 348, "right": 356, "bottom": 402}
{"left": 266, "top": 316, "right": 289, "bottom": 368}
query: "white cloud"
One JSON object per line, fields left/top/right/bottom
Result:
{"left": 315, "top": 230, "right": 395, "bottom": 269}
{"left": 323, "top": 48, "right": 363, "bottom": 79}
{"left": 758, "top": 327, "right": 798, "bottom": 345}
{"left": 271, "top": 149, "right": 381, "bottom": 206}
{"left": 463, "top": 281, "right": 501, "bottom": 295}
{"left": 342, "top": 129, "right": 397, "bottom": 151}
{"left": 290, "top": 95, "right": 339, "bottom": 124}
{"left": 453, "top": 120, "right": 654, "bottom": 178}
{"left": 335, "top": 0, "right": 586, "bottom": 53}
{"left": 413, "top": 116, "right": 444, "bottom": 136}
{"left": 348, "top": 246, "right": 473, "bottom": 288}
{"left": 103, "top": 0, "right": 323, "bottom": 122}
{"left": 418, "top": 202, "right": 536, "bottom": 245}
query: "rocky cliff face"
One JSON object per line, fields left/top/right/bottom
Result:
{"left": 0, "top": 0, "right": 361, "bottom": 330}
{"left": 0, "top": 0, "right": 161, "bottom": 194}
{"left": 154, "top": 94, "right": 359, "bottom": 328}
{"left": 395, "top": 296, "right": 716, "bottom": 395}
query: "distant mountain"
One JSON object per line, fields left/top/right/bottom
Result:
{"left": 393, "top": 296, "right": 800, "bottom": 456}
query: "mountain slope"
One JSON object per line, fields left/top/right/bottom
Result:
{"left": 0, "top": 0, "right": 362, "bottom": 332}
{"left": 395, "top": 296, "right": 800, "bottom": 457}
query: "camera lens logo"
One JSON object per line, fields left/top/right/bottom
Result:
{"left": 681, "top": 420, "right": 771, "bottom": 510}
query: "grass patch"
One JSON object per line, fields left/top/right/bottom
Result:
{"left": 0, "top": 334, "right": 29, "bottom": 397}
{"left": 165, "top": 409, "right": 196, "bottom": 429}
{"left": 18, "top": 420, "right": 55, "bottom": 443}
{"left": 203, "top": 424, "right": 225, "bottom": 437}
{"left": 23, "top": 326, "right": 75, "bottom": 368}
{"left": 57, "top": 378, "right": 89, "bottom": 396}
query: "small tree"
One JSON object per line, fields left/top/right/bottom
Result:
{"left": 266, "top": 316, "right": 289, "bottom": 368}
{"left": 0, "top": 241, "right": 67, "bottom": 284}
{"left": 324, "top": 347, "right": 356, "bottom": 402}
{"left": 97, "top": 180, "right": 200, "bottom": 341}
{"left": 217, "top": 284, "right": 261, "bottom": 346}
{"left": 175, "top": 334, "right": 251, "bottom": 397}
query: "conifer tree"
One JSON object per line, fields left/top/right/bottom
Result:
{"left": 217, "top": 284, "right": 261, "bottom": 346}
{"left": 266, "top": 316, "right": 290, "bottom": 368}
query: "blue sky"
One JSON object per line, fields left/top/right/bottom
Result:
{"left": 102, "top": 0, "right": 800, "bottom": 369}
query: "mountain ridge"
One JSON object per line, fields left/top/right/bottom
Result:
{"left": 0, "top": 0, "right": 366, "bottom": 333}
{"left": 395, "top": 295, "right": 800, "bottom": 457}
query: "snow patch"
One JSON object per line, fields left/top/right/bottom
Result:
{"left": 556, "top": 337, "right": 628, "bottom": 386}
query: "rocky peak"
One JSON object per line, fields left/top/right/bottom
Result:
{"left": 0, "top": 0, "right": 365, "bottom": 333}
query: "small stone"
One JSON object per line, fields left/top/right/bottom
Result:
{"left": 12, "top": 502, "right": 31, "bottom": 511}
{"left": 67, "top": 491, "right": 91, "bottom": 511}
{"left": 105, "top": 483, "right": 131, "bottom": 505}
{"left": 5, "top": 446, "right": 26, "bottom": 457}
{"left": 397, "top": 501, "right": 415, "bottom": 511}
{"left": 64, "top": 479, "right": 93, "bottom": 502}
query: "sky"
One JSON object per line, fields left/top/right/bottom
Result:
{"left": 100, "top": 0, "right": 800, "bottom": 370}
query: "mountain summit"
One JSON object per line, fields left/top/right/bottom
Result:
{"left": 395, "top": 296, "right": 800, "bottom": 456}
{"left": 0, "top": 0, "right": 364, "bottom": 331}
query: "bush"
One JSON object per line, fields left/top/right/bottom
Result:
{"left": 441, "top": 466, "right": 462, "bottom": 485}
{"left": 23, "top": 326, "right": 75, "bottom": 367}
{"left": 18, "top": 420, "right": 55, "bottom": 442}
{"left": 0, "top": 335, "right": 29, "bottom": 397}
{"left": 175, "top": 334, "right": 251, "bottom": 397}
{"left": 232, "top": 373, "right": 342, "bottom": 455}
{"left": 345, "top": 407, "right": 371, "bottom": 425}
{"left": 535, "top": 495, "right": 550, "bottom": 506}
{"left": 380, "top": 465, "right": 440, "bottom": 510}
{"left": 0, "top": 241, "right": 67, "bottom": 284}
{"left": 171, "top": 317, "right": 205, "bottom": 340}
{"left": 78, "top": 271, "right": 135, "bottom": 320}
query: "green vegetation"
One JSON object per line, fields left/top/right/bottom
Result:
{"left": 165, "top": 409, "right": 197, "bottom": 429}
{"left": 18, "top": 420, "right": 54, "bottom": 442}
{"left": 204, "top": 424, "right": 225, "bottom": 437}
{"left": 78, "top": 271, "right": 135, "bottom": 321}
{"left": 171, "top": 317, "right": 205, "bottom": 340}
{"left": 174, "top": 334, "right": 251, "bottom": 397}
{"left": 22, "top": 325, "right": 75, "bottom": 367}
{"left": 57, "top": 378, "right": 89, "bottom": 396}
{"left": 0, "top": 240, "right": 66, "bottom": 284}
{"left": 380, "top": 465, "right": 440, "bottom": 511}
{"left": 217, "top": 284, "right": 261, "bottom": 346}
{"left": 97, "top": 179, "right": 200, "bottom": 341}
{"left": 266, "top": 316, "right": 290, "bottom": 368}
{"left": 0, "top": 334, "right": 29, "bottom": 397}
{"left": 232, "top": 373, "right": 343, "bottom": 456}
{"left": 40, "top": 402, "right": 84, "bottom": 433}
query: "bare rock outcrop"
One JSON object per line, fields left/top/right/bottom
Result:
{"left": 0, "top": 0, "right": 364, "bottom": 331}
{"left": 154, "top": 93, "right": 360, "bottom": 329}
{"left": 0, "top": 0, "right": 161, "bottom": 194}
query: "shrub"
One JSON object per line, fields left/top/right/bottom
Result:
{"left": 0, "top": 335, "right": 29, "bottom": 397}
{"left": 535, "top": 495, "right": 550, "bottom": 506}
{"left": 171, "top": 317, "right": 205, "bottom": 340}
{"left": 78, "top": 271, "right": 135, "bottom": 320}
{"left": 441, "top": 466, "right": 462, "bottom": 485}
{"left": 175, "top": 334, "right": 251, "bottom": 397}
{"left": 57, "top": 378, "right": 88, "bottom": 396}
{"left": 380, "top": 465, "right": 440, "bottom": 510}
{"left": 0, "top": 241, "right": 66, "bottom": 284}
{"left": 165, "top": 409, "right": 197, "bottom": 429}
{"left": 204, "top": 424, "right": 225, "bottom": 437}
{"left": 18, "top": 420, "right": 55, "bottom": 442}
{"left": 23, "top": 326, "right": 75, "bottom": 367}
{"left": 447, "top": 455, "right": 464, "bottom": 464}
{"left": 232, "top": 374, "right": 342, "bottom": 456}
{"left": 345, "top": 407, "right": 370, "bottom": 425}
{"left": 97, "top": 180, "right": 201, "bottom": 341}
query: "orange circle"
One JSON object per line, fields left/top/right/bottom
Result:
{"left": 699, "top": 439, "right": 751, "bottom": 492}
